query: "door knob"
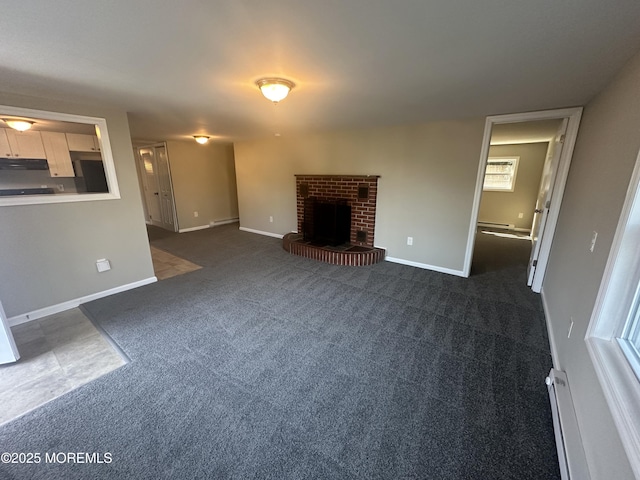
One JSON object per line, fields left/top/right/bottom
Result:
{"left": 534, "top": 209, "right": 543, "bottom": 213}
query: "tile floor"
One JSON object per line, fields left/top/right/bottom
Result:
{"left": 0, "top": 247, "right": 199, "bottom": 425}
{"left": 0, "top": 308, "right": 126, "bottom": 425}
{"left": 151, "top": 246, "right": 202, "bottom": 280}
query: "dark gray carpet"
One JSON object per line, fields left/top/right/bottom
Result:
{"left": 0, "top": 224, "right": 558, "bottom": 479}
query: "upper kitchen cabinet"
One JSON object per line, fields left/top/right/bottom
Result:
{"left": 40, "top": 132, "right": 74, "bottom": 177}
{"left": 2, "top": 129, "right": 46, "bottom": 159}
{"left": 0, "top": 129, "right": 11, "bottom": 157}
{"left": 66, "top": 133, "right": 100, "bottom": 152}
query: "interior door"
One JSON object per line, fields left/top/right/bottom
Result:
{"left": 154, "top": 145, "right": 177, "bottom": 232}
{"left": 527, "top": 118, "right": 568, "bottom": 287}
{"left": 139, "top": 147, "right": 163, "bottom": 227}
{"left": 0, "top": 300, "right": 19, "bottom": 365}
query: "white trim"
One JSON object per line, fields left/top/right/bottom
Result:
{"left": 541, "top": 287, "right": 561, "bottom": 369}
{"left": 586, "top": 338, "right": 640, "bottom": 478}
{"left": 385, "top": 256, "right": 465, "bottom": 277}
{"left": 584, "top": 145, "right": 640, "bottom": 477}
{"left": 239, "top": 226, "right": 284, "bottom": 239}
{"left": 211, "top": 218, "right": 239, "bottom": 226}
{"left": 463, "top": 107, "right": 583, "bottom": 279}
{"left": 178, "top": 225, "right": 210, "bottom": 233}
{"left": 7, "top": 277, "right": 157, "bottom": 327}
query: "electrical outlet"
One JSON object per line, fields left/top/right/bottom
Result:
{"left": 96, "top": 259, "right": 111, "bottom": 273}
{"left": 518, "top": 212, "right": 524, "bottom": 219}
{"left": 269, "top": 216, "right": 274, "bottom": 223}
{"left": 590, "top": 231, "right": 598, "bottom": 252}
{"left": 568, "top": 317, "right": 574, "bottom": 338}
{"left": 407, "top": 236, "right": 413, "bottom": 246}
{"left": 194, "top": 211, "right": 199, "bottom": 218}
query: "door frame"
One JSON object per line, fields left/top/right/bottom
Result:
{"left": 462, "top": 107, "right": 583, "bottom": 289}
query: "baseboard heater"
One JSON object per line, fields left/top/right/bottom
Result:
{"left": 477, "top": 221, "right": 515, "bottom": 230}
{"left": 545, "top": 369, "right": 591, "bottom": 480}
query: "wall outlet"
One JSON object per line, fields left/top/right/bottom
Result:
{"left": 96, "top": 259, "right": 111, "bottom": 273}
{"left": 590, "top": 231, "right": 598, "bottom": 252}
{"left": 194, "top": 211, "right": 199, "bottom": 218}
{"left": 407, "top": 236, "right": 413, "bottom": 246}
{"left": 518, "top": 212, "right": 524, "bottom": 219}
{"left": 568, "top": 317, "right": 574, "bottom": 338}
{"left": 269, "top": 216, "right": 274, "bottom": 223}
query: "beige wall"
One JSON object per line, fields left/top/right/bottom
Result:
{"left": 479, "top": 142, "right": 548, "bottom": 230}
{"left": 234, "top": 119, "right": 486, "bottom": 273}
{"left": 0, "top": 93, "right": 154, "bottom": 318}
{"left": 543, "top": 50, "right": 640, "bottom": 478}
{"left": 165, "top": 140, "right": 239, "bottom": 231}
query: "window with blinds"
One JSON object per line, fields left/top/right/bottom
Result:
{"left": 483, "top": 156, "right": 519, "bottom": 192}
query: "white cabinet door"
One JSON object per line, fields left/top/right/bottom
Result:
{"left": 66, "top": 133, "right": 100, "bottom": 152}
{"left": 41, "top": 132, "right": 74, "bottom": 177}
{"left": 5, "top": 129, "right": 46, "bottom": 159}
{"left": 0, "top": 129, "right": 12, "bottom": 157}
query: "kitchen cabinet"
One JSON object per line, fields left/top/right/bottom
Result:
{"left": 0, "top": 129, "right": 11, "bottom": 157}
{"left": 1, "top": 129, "right": 46, "bottom": 159}
{"left": 41, "top": 132, "right": 74, "bottom": 177}
{"left": 66, "top": 133, "right": 100, "bottom": 152}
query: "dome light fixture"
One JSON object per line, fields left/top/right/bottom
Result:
{"left": 255, "top": 77, "right": 295, "bottom": 103}
{"left": 193, "top": 135, "right": 210, "bottom": 145}
{"left": 3, "top": 118, "right": 34, "bottom": 131}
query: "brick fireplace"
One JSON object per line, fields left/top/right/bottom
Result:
{"left": 295, "top": 175, "right": 379, "bottom": 247}
{"left": 283, "top": 175, "right": 385, "bottom": 266}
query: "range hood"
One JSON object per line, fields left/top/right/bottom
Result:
{"left": 0, "top": 158, "right": 49, "bottom": 170}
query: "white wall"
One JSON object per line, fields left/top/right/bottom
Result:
{"left": 542, "top": 49, "right": 640, "bottom": 479}
{"left": 479, "top": 142, "right": 548, "bottom": 230}
{"left": 234, "top": 119, "right": 486, "bottom": 273}
{"left": 0, "top": 92, "right": 154, "bottom": 318}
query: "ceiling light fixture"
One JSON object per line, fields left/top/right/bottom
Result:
{"left": 193, "top": 135, "right": 210, "bottom": 144}
{"left": 3, "top": 119, "right": 34, "bottom": 131}
{"left": 255, "top": 77, "right": 295, "bottom": 103}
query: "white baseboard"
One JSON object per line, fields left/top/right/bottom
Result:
{"left": 239, "top": 227, "right": 284, "bottom": 239}
{"left": 385, "top": 256, "right": 466, "bottom": 277}
{"left": 8, "top": 277, "right": 158, "bottom": 327}
{"left": 212, "top": 218, "right": 239, "bottom": 226}
{"left": 541, "top": 286, "right": 561, "bottom": 369}
{"left": 179, "top": 218, "right": 239, "bottom": 233}
{"left": 178, "top": 225, "right": 210, "bottom": 233}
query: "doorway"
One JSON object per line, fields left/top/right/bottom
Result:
{"left": 137, "top": 143, "right": 178, "bottom": 232}
{"left": 464, "top": 108, "right": 583, "bottom": 292}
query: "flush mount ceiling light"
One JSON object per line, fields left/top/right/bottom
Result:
{"left": 255, "top": 77, "right": 295, "bottom": 103}
{"left": 2, "top": 118, "right": 34, "bottom": 131}
{"left": 193, "top": 135, "right": 210, "bottom": 144}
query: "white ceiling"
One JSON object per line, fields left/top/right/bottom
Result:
{"left": 1, "top": 1, "right": 639, "bottom": 143}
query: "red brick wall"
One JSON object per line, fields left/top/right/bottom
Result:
{"left": 295, "top": 175, "right": 379, "bottom": 247}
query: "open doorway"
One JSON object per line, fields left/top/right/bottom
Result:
{"left": 464, "top": 108, "right": 583, "bottom": 292}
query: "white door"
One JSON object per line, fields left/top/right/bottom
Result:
{"left": 0, "top": 301, "right": 19, "bottom": 364}
{"left": 139, "top": 147, "right": 164, "bottom": 227}
{"left": 527, "top": 118, "right": 568, "bottom": 289}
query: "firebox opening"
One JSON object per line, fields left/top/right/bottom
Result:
{"left": 303, "top": 197, "right": 351, "bottom": 247}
